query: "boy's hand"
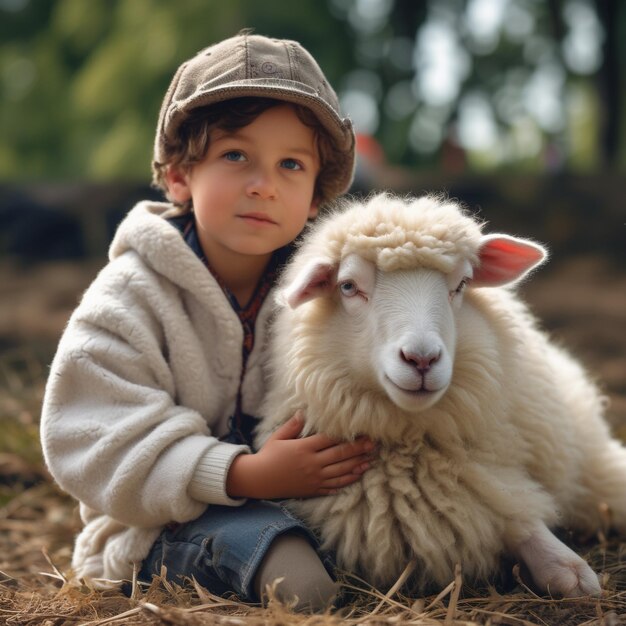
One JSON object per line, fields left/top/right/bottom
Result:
{"left": 226, "top": 413, "right": 376, "bottom": 499}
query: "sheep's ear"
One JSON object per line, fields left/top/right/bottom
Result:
{"left": 283, "top": 261, "right": 337, "bottom": 309}
{"left": 473, "top": 234, "right": 548, "bottom": 287}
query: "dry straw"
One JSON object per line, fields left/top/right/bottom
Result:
{"left": 2, "top": 318, "right": 626, "bottom": 626}
{"left": 2, "top": 507, "right": 626, "bottom": 626}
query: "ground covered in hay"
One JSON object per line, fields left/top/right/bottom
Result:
{"left": 1, "top": 254, "right": 626, "bottom": 625}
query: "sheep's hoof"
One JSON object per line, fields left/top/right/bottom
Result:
{"left": 540, "top": 558, "right": 602, "bottom": 598}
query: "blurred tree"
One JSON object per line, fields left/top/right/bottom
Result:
{"left": 333, "top": 0, "right": 625, "bottom": 172}
{"left": 591, "top": 0, "right": 622, "bottom": 168}
{"left": 0, "top": 0, "right": 352, "bottom": 181}
{"left": 0, "top": 0, "right": 623, "bottom": 181}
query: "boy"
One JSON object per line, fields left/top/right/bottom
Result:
{"left": 40, "top": 32, "right": 375, "bottom": 612}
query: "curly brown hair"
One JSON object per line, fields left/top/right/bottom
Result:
{"left": 152, "top": 97, "right": 339, "bottom": 214}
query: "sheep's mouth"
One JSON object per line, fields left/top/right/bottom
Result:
{"left": 400, "top": 387, "right": 434, "bottom": 398}
{"left": 385, "top": 376, "right": 438, "bottom": 397}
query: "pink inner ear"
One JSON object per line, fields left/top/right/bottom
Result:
{"left": 284, "top": 263, "right": 336, "bottom": 309}
{"left": 474, "top": 236, "right": 547, "bottom": 286}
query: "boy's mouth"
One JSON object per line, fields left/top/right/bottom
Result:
{"left": 238, "top": 212, "right": 277, "bottom": 225}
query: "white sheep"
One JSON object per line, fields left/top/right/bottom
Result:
{"left": 255, "top": 193, "right": 626, "bottom": 598}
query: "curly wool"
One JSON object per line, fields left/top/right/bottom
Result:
{"left": 258, "top": 193, "right": 626, "bottom": 592}
{"left": 287, "top": 193, "right": 483, "bottom": 280}
{"left": 262, "top": 288, "right": 565, "bottom": 589}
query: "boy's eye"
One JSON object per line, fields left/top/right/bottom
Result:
{"left": 281, "top": 158, "right": 302, "bottom": 171}
{"left": 224, "top": 151, "right": 246, "bottom": 162}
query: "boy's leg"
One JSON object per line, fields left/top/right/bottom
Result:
{"left": 253, "top": 532, "right": 339, "bottom": 612}
{"left": 138, "top": 500, "right": 337, "bottom": 611}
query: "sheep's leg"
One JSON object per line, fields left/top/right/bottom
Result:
{"left": 511, "top": 522, "right": 601, "bottom": 598}
{"left": 585, "top": 439, "right": 626, "bottom": 532}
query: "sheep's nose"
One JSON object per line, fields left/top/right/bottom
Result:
{"left": 400, "top": 348, "right": 441, "bottom": 373}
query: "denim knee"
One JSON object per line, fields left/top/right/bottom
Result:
{"left": 139, "top": 500, "right": 327, "bottom": 601}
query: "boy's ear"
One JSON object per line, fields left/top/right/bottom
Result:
{"left": 308, "top": 201, "right": 319, "bottom": 219}
{"left": 164, "top": 165, "right": 192, "bottom": 204}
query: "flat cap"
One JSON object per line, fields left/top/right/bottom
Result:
{"left": 154, "top": 32, "right": 356, "bottom": 202}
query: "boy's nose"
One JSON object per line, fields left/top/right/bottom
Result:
{"left": 246, "top": 168, "right": 277, "bottom": 199}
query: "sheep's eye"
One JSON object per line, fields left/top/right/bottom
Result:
{"left": 450, "top": 277, "right": 470, "bottom": 298}
{"left": 456, "top": 278, "right": 469, "bottom": 293}
{"left": 339, "top": 281, "right": 358, "bottom": 297}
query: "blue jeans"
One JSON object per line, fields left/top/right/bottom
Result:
{"left": 138, "top": 500, "right": 333, "bottom": 601}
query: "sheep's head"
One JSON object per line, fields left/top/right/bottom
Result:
{"left": 277, "top": 195, "right": 547, "bottom": 417}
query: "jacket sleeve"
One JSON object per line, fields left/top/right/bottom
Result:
{"left": 40, "top": 262, "right": 248, "bottom": 528}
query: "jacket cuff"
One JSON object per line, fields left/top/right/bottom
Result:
{"left": 188, "top": 441, "right": 250, "bottom": 506}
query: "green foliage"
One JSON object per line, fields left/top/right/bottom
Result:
{"left": 0, "top": 0, "right": 349, "bottom": 182}
{"left": 0, "top": 348, "right": 48, "bottom": 507}
{"left": 0, "top": 0, "right": 624, "bottom": 180}
{"left": 0, "top": 414, "right": 41, "bottom": 462}
{"left": 0, "top": 350, "right": 45, "bottom": 465}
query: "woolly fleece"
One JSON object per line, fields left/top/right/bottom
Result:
{"left": 256, "top": 193, "right": 626, "bottom": 591}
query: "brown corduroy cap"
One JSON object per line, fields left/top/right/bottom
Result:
{"left": 154, "top": 32, "right": 356, "bottom": 202}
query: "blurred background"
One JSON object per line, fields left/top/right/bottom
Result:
{"left": 0, "top": 0, "right": 625, "bottom": 519}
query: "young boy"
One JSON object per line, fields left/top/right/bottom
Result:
{"left": 40, "top": 32, "right": 375, "bottom": 612}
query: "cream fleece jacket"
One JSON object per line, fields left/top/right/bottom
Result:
{"left": 40, "top": 201, "right": 277, "bottom": 583}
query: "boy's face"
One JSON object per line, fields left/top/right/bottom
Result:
{"left": 167, "top": 104, "right": 319, "bottom": 264}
